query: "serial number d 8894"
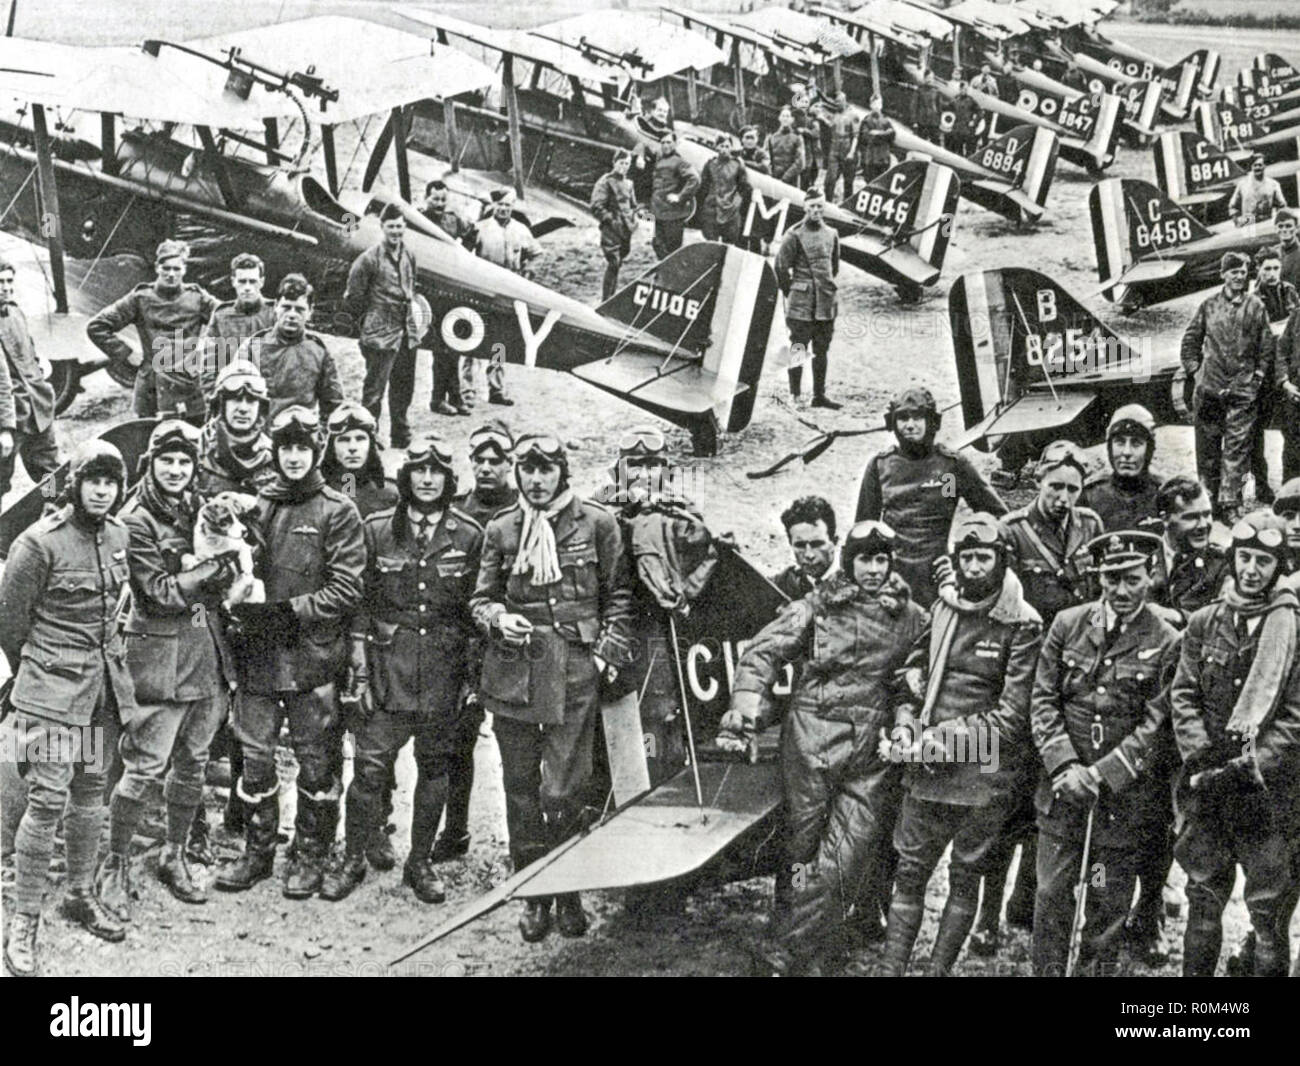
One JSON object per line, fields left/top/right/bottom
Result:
{"left": 979, "top": 138, "right": 1024, "bottom": 179}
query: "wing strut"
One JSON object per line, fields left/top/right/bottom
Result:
{"left": 30, "top": 103, "right": 67, "bottom": 315}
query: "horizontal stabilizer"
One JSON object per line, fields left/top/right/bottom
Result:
{"left": 840, "top": 238, "right": 941, "bottom": 287}
{"left": 955, "top": 392, "right": 1099, "bottom": 449}
{"left": 1103, "top": 258, "right": 1187, "bottom": 290}
{"left": 572, "top": 351, "right": 745, "bottom": 416}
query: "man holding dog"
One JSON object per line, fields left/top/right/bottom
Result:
{"left": 97, "top": 421, "right": 242, "bottom": 920}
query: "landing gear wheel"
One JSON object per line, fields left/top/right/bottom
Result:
{"left": 689, "top": 414, "right": 719, "bottom": 458}
{"left": 48, "top": 361, "right": 86, "bottom": 415}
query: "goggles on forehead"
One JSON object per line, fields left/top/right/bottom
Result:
{"left": 1037, "top": 439, "right": 1088, "bottom": 477}
{"left": 270, "top": 406, "right": 321, "bottom": 435}
{"left": 1231, "top": 520, "right": 1285, "bottom": 550}
{"left": 619, "top": 426, "right": 668, "bottom": 457}
{"left": 405, "top": 435, "right": 456, "bottom": 468}
{"left": 846, "top": 519, "right": 897, "bottom": 546}
{"left": 151, "top": 418, "right": 202, "bottom": 450}
{"left": 216, "top": 371, "right": 268, "bottom": 400}
{"left": 953, "top": 525, "right": 1002, "bottom": 550}
{"left": 514, "top": 435, "right": 565, "bottom": 465}
{"left": 326, "top": 403, "right": 377, "bottom": 436}
{"left": 469, "top": 429, "right": 513, "bottom": 457}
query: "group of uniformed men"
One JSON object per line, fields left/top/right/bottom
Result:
{"left": 0, "top": 217, "right": 658, "bottom": 975}
{"left": 727, "top": 388, "right": 1300, "bottom": 977}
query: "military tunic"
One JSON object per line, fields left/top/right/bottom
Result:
{"left": 86, "top": 281, "right": 218, "bottom": 419}
{"left": 199, "top": 299, "right": 275, "bottom": 397}
{"left": 856, "top": 443, "right": 1008, "bottom": 607}
{"left": 237, "top": 327, "right": 343, "bottom": 421}
{"left": 343, "top": 503, "right": 485, "bottom": 857}
{"left": 1169, "top": 592, "right": 1300, "bottom": 975}
{"left": 1001, "top": 502, "right": 1105, "bottom": 626}
{"left": 1079, "top": 472, "right": 1163, "bottom": 533}
{"left": 765, "top": 129, "right": 805, "bottom": 185}
{"left": 1030, "top": 600, "right": 1177, "bottom": 975}
{"left": 470, "top": 495, "right": 634, "bottom": 868}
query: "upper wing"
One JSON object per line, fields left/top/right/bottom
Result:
{"left": 186, "top": 16, "right": 497, "bottom": 123}
{"left": 0, "top": 36, "right": 302, "bottom": 126}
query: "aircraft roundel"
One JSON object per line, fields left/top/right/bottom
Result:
{"left": 940, "top": 110, "right": 956, "bottom": 132}
{"left": 1017, "top": 89, "right": 1038, "bottom": 112}
{"left": 441, "top": 306, "right": 486, "bottom": 352}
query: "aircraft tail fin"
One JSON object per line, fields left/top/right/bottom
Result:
{"left": 1194, "top": 101, "right": 1260, "bottom": 150}
{"left": 1153, "top": 130, "right": 1245, "bottom": 201}
{"left": 596, "top": 242, "right": 777, "bottom": 433}
{"left": 1249, "top": 53, "right": 1298, "bottom": 87}
{"left": 1160, "top": 51, "right": 1204, "bottom": 118}
{"left": 841, "top": 159, "right": 960, "bottom": 272}
{"left": 1089, "top": 177, "right": 1210, "bottom": 292}
{"left": 968, "top": 124, "right": 1058, "bottom": 206}
{"left": 1068, "top": 92, "right": 1123, "bottom": 166}
{"left": 949, "top": 268, "right": 1141, "bottom": 448}
{"left": 1117, "top": 79, "right": 1164, "bottom": 136}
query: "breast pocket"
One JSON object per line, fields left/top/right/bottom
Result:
{"left": 558, "top": 544, "right": 599, "bottom": 602}
{"left": 1060, "top": 650, "right": 1098, "bottom": 700}
{"left": 1200, "top": 644, "right": 1236, "bottom": 705}
{"left": 375, "top": 555, "right": 410, "bottom": 606}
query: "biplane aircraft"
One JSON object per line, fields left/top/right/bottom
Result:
{"left": 756, "top": 3, "right": 1123, "bottom": 175}
{"left": 661, "top": 6, "right": 1059, "bottom": 225}
{"left": 950, "top": 266, "right": 1183, "bottom": 458}
{"left": 397, "top": 7, "right": 963, "bottom": 296}
{"left": 973, "top": 1, "right": 1165, "bottom": 144}
{"left": 950, "top": 265, "right": 1290, "bottom": 461}
{"left": 1192, "top": 101, "right": 1300, "bottom": 166}
{"left": 0, "top": 17, "right": 779, "bottom": 454}
{"left": 1154, "top": 129, "right": 1300, "bottom": 225}
{"left": 1006, "top": 0, "right": 1218, "bottom": 120}
{"left": 943, "top": 0, "right": 1209, "bottom": 125}
{"left": 1089, "top": 176, "right": 1283, "bottom": 310}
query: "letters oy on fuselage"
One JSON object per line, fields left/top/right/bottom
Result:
{"left": 438, "top": 298, "right": 561, "bottom": 368}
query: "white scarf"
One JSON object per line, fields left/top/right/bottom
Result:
{"left": 512, "top": 489, "right": 575, "bottom": 586}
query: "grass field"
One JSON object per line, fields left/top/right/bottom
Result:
{"left": 1165, "top": 0, "right": 1300, "bottom": 19}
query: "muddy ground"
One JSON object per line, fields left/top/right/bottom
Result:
{"left": 3, "top": 4, "right": 1299, "bottom": 976}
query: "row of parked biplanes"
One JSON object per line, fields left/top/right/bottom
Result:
{"left": 0, "top": 0, "right": 1253, "bottom": 453}
{"left": 0, "top": 0, "right": 1293, "bottom": 462}
{"left": 1, "top": 0, "right": 1297, "bottom": 955}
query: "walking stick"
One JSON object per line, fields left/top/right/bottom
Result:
{"left": 1066, "top": 804, "right": 1096, "bottom": 978}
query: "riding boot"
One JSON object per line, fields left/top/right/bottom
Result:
{"left": 283, "top": 793, "right": 335, "bottom": 900}
{"left": 879, "top": 893, "right": 925, "bottom": 977}
{"left": 215, "top": 786, "right": 279, "bottom": 892}
{"left": 926, "top": 896, "right": 979, "bottom": 976}
{"left": 1182, "top": 901, "right": 1224, "bottom": 977}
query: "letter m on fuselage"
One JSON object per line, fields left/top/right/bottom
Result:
{"left": 743, "top": 189, "right": 794, "bottom": 243}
